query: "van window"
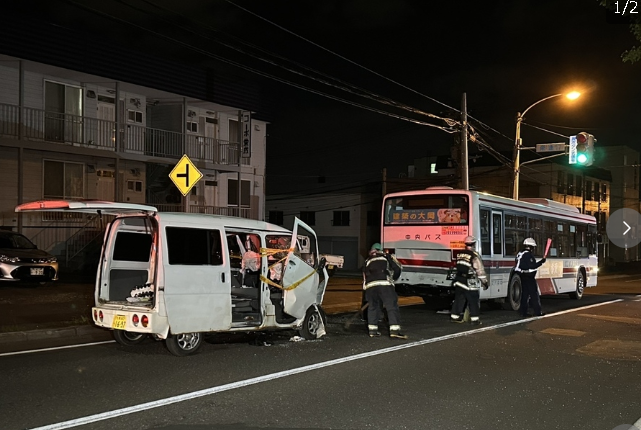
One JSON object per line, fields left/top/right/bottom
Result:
{"left": 166, "top": 227, "right": 223, "bottom": 266}
{"left": 113, "top": 232, "right": 152, "bottom": 262}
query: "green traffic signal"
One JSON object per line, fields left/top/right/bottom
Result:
{"left": 575, "top": 132, "right": 595, "bottom": 166}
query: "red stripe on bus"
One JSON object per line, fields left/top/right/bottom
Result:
{"left": 537, "top": 278, "right": 556, "bottom": 295}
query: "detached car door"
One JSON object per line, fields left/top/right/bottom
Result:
{"left": 282, "top": 218, "right": 324, "bottom": 319}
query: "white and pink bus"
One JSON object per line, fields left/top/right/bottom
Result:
{"left": 382, "top": 187, "right": 599, "bottom": 311}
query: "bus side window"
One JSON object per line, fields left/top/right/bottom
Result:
{"left": 480, "top": 209, "right": 490, "bottom": 255}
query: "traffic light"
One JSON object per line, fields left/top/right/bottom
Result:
{"left": 575, "top": 132, "right": 595, "bottom": 166}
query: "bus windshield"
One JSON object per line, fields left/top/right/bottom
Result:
{"left": 384, "top": 194, "right": 469, "bottom": 225}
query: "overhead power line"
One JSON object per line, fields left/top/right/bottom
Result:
{"left": 136, "top": 0, "right": 458, "bottom": 129}
{"left": 64, "top": 0, "right": 457, "bottom": 131}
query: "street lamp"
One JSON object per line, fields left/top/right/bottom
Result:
{"left": 512, "top": 91, "right": 581, "bottom": 200}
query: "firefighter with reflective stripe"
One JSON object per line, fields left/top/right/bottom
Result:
{"left": 515, "top": 238, "right": 546, "bottom": 317}
{"left": 450, "top": 236, "right": 488, "bottom": 325}
{"left": 362, "top": 243, "right": 407, "bottom": 339}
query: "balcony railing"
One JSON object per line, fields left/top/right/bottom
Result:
{"left": 0, "top": 103, "right": 250, "bottom": 165}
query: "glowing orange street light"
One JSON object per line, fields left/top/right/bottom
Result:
{"left": 512, "top": 91, "right": 582, "bottom": 200}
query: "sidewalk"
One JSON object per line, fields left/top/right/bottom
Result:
{"left": 0, "top": 275, "right": 423, "bottom": 352}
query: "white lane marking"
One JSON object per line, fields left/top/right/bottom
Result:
{"left": 0, "top": 341, "right": 115, "bottom": 358}
{"left": 27, "top": 298, "right": 623, "bottom": 430}
{"left": 624, "top": 278, "right": 641, "bottom": 283}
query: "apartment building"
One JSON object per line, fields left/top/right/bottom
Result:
{"left": 0, "top": 55, "right": 267, "bottom": 269}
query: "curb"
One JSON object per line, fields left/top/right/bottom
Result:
{"left": 0, "top": 324, "right": 109, "bottom": 345}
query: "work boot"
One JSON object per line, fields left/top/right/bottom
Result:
{"left": 470, "top": 319, "right": 482, "bottom": 326}
{"left": 450, "top": 315, "right": 464, "bottom": 323}
{"left": 368, "top": 325, "right": 381, "bottom": 337}
{"left": 389, "top": 325, "right": 408, "bottom": 339}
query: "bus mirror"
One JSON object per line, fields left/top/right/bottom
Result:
{"left": 596, "top": 234, "right": 603, "bottom": 244}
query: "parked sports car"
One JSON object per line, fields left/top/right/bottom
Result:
{"left": 0, "top": 230, "right": 58, "bottom": 284}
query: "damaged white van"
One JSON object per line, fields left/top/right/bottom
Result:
{"left": 16, "top": 201, "right": 330, "bottom": 356}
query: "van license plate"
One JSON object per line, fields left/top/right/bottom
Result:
{"left": 112, "top": 315, "right": 127, "bottom": 330}
{"left": 30, "top": 267, "right": 44, "bottom": 276}
{"left": 328, "top": 265, "right": 334, "bottom": 270}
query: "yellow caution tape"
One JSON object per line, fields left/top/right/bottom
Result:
{"left": 259, "top": 269, "right": 316, "bottom": 291}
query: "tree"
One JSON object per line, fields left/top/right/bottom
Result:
{"left": 599, "top": 0, "right": 641, "bottom": 62}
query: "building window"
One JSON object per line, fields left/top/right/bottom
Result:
{"left": 567, "top": 174, "right": 574, "bottom": 196}
{"left": 299, "top": 211, "right": 315, "bottom": 226}
{"left": 97, "top": 95, "right": 115, "bottom": 104}
{"left": 43, "top": 160, "right": 84, "bottom": 199}
{"left": 127, "top": 180, "right": 143, "bottom": 192}
{"left": 128, "top": 110, "right": 143, "bottom": 123}
{"left": 229, "top": 119, "right": 239, "bottom": 143}
{"left": 227, "top": 179, "right": 250, "bottom": 207}
{"left": 575, "top": 175, "right": 582, "bottom": 197}
{"left": 595, "top": 183, "right": 601, "bottom": 202}
{"left": 602, "top": 184, "right": 608, "bottom": 202}
{"left": 585, "top": 181, "right": 593, "bottom": 201}
{"left": 269, "top": 211, "right": 284, "bottom": 226}
{"left": 333, "top": 211, "right": 350, "bottom": 226}
{"left": 557, "top": 171, "right": 565, "bottom": 194}
{"left": 44, "top": 81, "right": 82, "bottom": 143}
{"left": 186, "top": 120, "right": 198, "bottom": 133}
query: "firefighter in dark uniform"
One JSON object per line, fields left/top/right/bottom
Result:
{"left": 362, "top": 243, "right": 407, "bottom": 339}
{"left": 515, "top": 237, "right": 546, "bottom": 317}
{"left": 450, "top": 236, "right": 488, "bottom": 325}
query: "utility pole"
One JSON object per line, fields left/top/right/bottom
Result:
{"left": 238, "top": 110, "right": 242, "bottom": 217}
{"left": 382, "top": 167, "right": 387, "bottom": 198}
{"left": 461, "top": 93, "right": 469, "bottom": 191}
{"left": 581, "top": 170, "right": 586, "bottom": 214}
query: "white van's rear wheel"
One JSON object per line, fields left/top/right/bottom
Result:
{"left": 299, "top": 306, "right": 326, "bottom": 340}
{"left": 113, "top": 330, "right": 147, "bottom": 346}
{"left": 166, "top": 332, "right": 203, "bottom": 356}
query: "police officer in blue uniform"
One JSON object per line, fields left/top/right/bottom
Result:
{"left": 515, "top": 237, "right": 547, "bottom": 317}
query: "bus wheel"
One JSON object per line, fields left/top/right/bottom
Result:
{"left": 166, "top": 332, "right": 203, "bottom": 356}
{"left": 503, "top": 276, "right": 522, "bottom": 311}
{"left": 569, "top": 270, "right": 585, "bottom": 300}
{"left": 113, "top": 330, "right": 147, "bottom": 346}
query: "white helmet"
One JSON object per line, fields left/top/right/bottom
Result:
{"left": 464, "top": 236, "right": 477, "bottom": 245}
{"left": 523, "top": 238, "right": 537, "bottom": 247}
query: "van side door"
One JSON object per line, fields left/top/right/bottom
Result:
{"left": 163, "top": 225, "right": 231, "bottom": 333}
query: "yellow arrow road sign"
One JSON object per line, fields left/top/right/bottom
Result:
{"left": 169, "top": 154, "right": 203, "bottom": 196}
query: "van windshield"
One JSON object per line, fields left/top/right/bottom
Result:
{"left": 384, "top": 194, "right": 469, "bottom": 226}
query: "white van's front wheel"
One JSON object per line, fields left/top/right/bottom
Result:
{"left": 113, "top": 330, "right": 147, "bottom": 346}
{"left": 299, "top": 306, "right": 327, "bottom": 340}
{"left": 166, "top": 332, "right": 202, "bottom": 356}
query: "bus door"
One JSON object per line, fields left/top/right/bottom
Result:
{"left": 489, "top": 210, "right": 507, "bottom": 297}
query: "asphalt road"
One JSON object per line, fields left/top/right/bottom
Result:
{"left": 1, "top": 278, "right": 640, "bottom": 430}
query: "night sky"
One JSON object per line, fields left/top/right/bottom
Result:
{"left": 4, "top": 0, "right": 640, "bottom": 194}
